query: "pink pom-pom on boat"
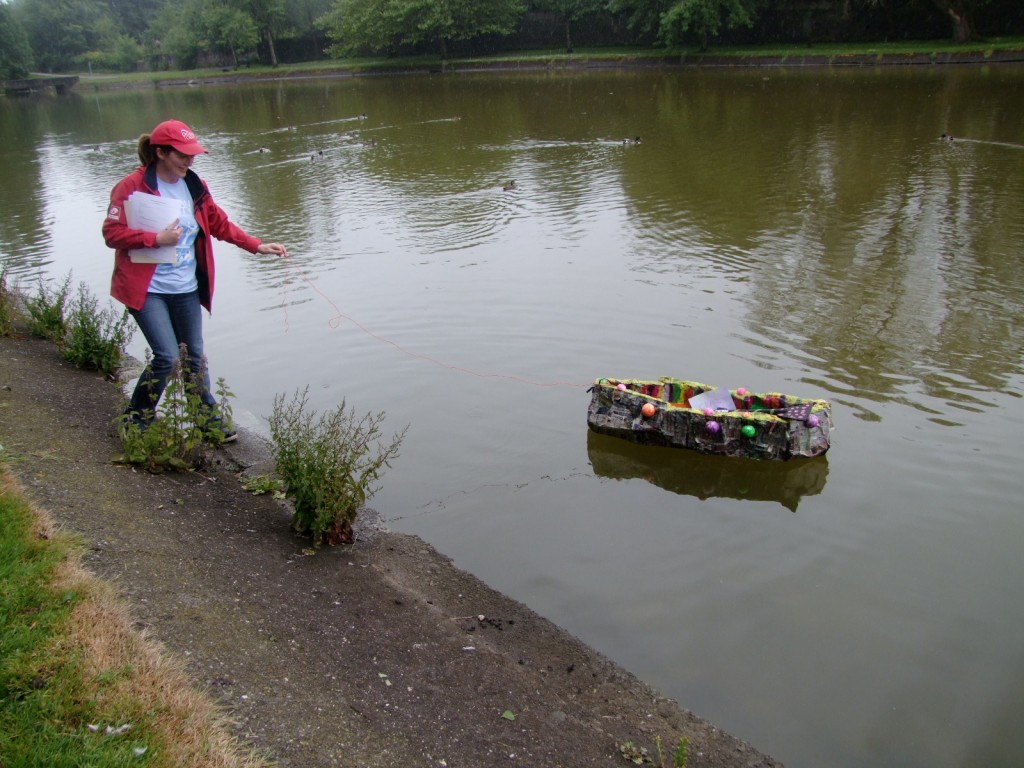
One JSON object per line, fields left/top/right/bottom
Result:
{"left": 736, "top": 387, "right": 746, "bottom": 396}
{"left": 806, "top": 414, "right": 820, "bottom": 427}
{"left": 616, "top": 383, "right": 627, "bottom": 391}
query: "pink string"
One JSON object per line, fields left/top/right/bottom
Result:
{"left": 284, "top": 263, "right": 589, "bottom": 389}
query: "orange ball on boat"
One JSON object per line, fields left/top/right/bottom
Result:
{"left": 641, "top": 403, "right": 656, "bottom": 418}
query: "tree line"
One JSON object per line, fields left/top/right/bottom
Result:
{"left": 2, "top": 0, "right": 1021, "bottom": 80}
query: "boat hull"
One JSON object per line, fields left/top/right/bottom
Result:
{"left": 587, "top": 378, "right": 832, "bottom": 461}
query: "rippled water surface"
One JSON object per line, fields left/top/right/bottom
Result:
{"left": 2, "top": 66, "right": 1023, "bottom": 768}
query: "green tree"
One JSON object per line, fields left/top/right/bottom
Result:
{"left": 14, "top": 0, "right": 109, "bottom": 71}
{"left": 322, "top": 0, "right": 525, "bottom": 58}
{"left": 929, "top": 0, "right": 987, "bottom": 42}
{"left": 858, "top": 0, "right": 989, "bottom": 43}
{"left": 147, "top": 0, "right": 202, "bottom": 69}
{"left": 285, "top": 0, "right": 334, "bottom": 57}
{"left": 105, "top": 0, "right": 165, "bottom": 39}
{"left": 607, "top": 0, "right": 669, "bottom": 39}
{"left": 319, "top": 0, "right": 392, "bottom": 54}
{"left": 201, "top": 3, "right": 260, "bottom": 65}
{"left": 237, "top": 0, "right": 287, "bottom": 66}
{"left": 658, "top": 0, "right": 760, "bottom": 48}
{"left": 81, "top": 31, "right": 142, "bottom": 71}
{"left": 112, "top": 32, "right": 142, "bottom": 69}
{"left": 148, "top": 0, "right": 268, "bottom": 69}
{"left": 286, "top": 0, "right": 334, "bottom": 31}
{"left": 1, "top": 1, "right": 34, "bottom": 78}
{"left": 531, "top": 0, "right": 608, "bottom": 52}
{"left": 80, "top": 15, "right": 141, "bottom": 71}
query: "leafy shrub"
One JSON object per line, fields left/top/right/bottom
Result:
{"left": 0, "top": 267, "right": 19, "bottom": 336}
{"left": 117, "top": 345, "right": 235, "bottom": 471}
{"left": 24, "top": 272, "right": 72, "bottom": 342}
{"left": 63, "top": 281, "right": 134, "bottom": 377}
{"left": 268, "top": 387, "right": 406, "bottom": 547}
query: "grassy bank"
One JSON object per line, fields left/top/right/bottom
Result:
{"left": 74, "top": 36, "right": 1024, "bottom": 89}
{"left": 0, "top": 465, "right": 271, "bottom": 768}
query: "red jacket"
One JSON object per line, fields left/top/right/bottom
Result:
{"left": 102, "top": 164, "right": 261, "bottom": 311}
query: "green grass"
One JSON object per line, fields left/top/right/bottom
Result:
{"left": 456, "top": 36, "right": 1024, "bottom": 61}
{"left": 0, "top": 467, "right": 271, "bottom": 767}
{"left": 0, "top": 476, "right": 133, "bottom": 767}
{"left": 72, "top": 36, "right": 1024, "bottom": 88}
{"left": 672, "top": 36, "right": 1024, "bottom": 58}
{"left": 75, "top": 54, "right": 449, "bottom": 86}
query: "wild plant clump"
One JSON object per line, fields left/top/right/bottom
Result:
{"left": 63, "top": 281, "right": 134, "bottom": 377}
{"left": 23, "top": 272, "right": 71, "bottom": 342}
{"left": 619, "top": 735, "right": 689, "bottom": 767}
{"left": 117, "top": 345, "right": 235, "bottom": 471}
{"left": 0, "top": 266, "right": 18, "bottom": 336}
{"left": 268, "top": 387, "right": 406, "bottom": 547}
{"left": 16, "top": 272, "right": 133, "bottom": 378}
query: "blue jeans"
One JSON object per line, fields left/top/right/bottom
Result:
{"left": 127, "top": 291, "right": 217, "bottom": 421}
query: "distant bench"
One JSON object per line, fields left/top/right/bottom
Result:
{"left": 2, "top": 76, "right": 79, "bottom": 96}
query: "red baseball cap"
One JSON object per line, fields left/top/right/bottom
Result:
{"left": 149, "top": 119, "right": 208, "bottom": 155}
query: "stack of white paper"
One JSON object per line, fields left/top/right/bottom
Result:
{"left": 124, "top": 192, "right": 181, "bottom": 264}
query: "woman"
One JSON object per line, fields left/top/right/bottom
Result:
{"left": 103, "top": 119, "right": 288, "bottom": 442}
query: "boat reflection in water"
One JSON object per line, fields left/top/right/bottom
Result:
{"left": 586, "top": 430, "right": 829, "bottom": 512}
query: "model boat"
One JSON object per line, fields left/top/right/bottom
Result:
{"left": 587, "top": 377, "right": 832, "bottom": 460}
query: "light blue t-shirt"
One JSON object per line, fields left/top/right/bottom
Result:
{"left": 148, "top": 178, "right": 200, "bottom": 295}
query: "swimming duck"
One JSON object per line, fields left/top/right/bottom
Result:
{"left": 502, "top": 180, "right": 517, "bottom": 191}
{"left": 940, "top": 133, "right": 955, "bottom": 142}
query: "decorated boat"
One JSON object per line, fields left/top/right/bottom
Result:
{"left": 587, "top": 377, "right": 832, "bottom": 460}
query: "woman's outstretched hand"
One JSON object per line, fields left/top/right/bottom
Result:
{"left": 257, "top": 242, "right": 289, "bottom": 258}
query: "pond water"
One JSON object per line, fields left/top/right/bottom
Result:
{"left": 2, "top": 64, "right": 1023, "bottom": 768}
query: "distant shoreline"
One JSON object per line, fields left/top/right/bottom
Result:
{"left": 71, "top": 47, "right": 1024, "bottom": 92}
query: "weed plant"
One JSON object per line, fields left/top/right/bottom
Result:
{"left": 242, "top": 474, "right": 287, "bottom": 498}
{"left": 0, "top": 267, "right": 17, "bottom": 336}
{"left": 24, "top": 272, "right": 71, "bottom": 342}
{"left": 118, "top": 344, "right": 235, "bottom": 471}
{"left": 619, "top": 736, "right": 689, "bottom": 767}
{"left": 4, "top": 274, "right": 132, "bottom": 376}
{"left": 63, "top": 281, "right": 134, "bottom": 377}
{"left": 268, "top": 386, "right": 407, "bottom": 547}
{"left": 667, "top": 736, "right": 688, "bottom": 768}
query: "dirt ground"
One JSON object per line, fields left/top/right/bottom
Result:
{"left": 0, "top": 331, "right": 782, "bottom": 768}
